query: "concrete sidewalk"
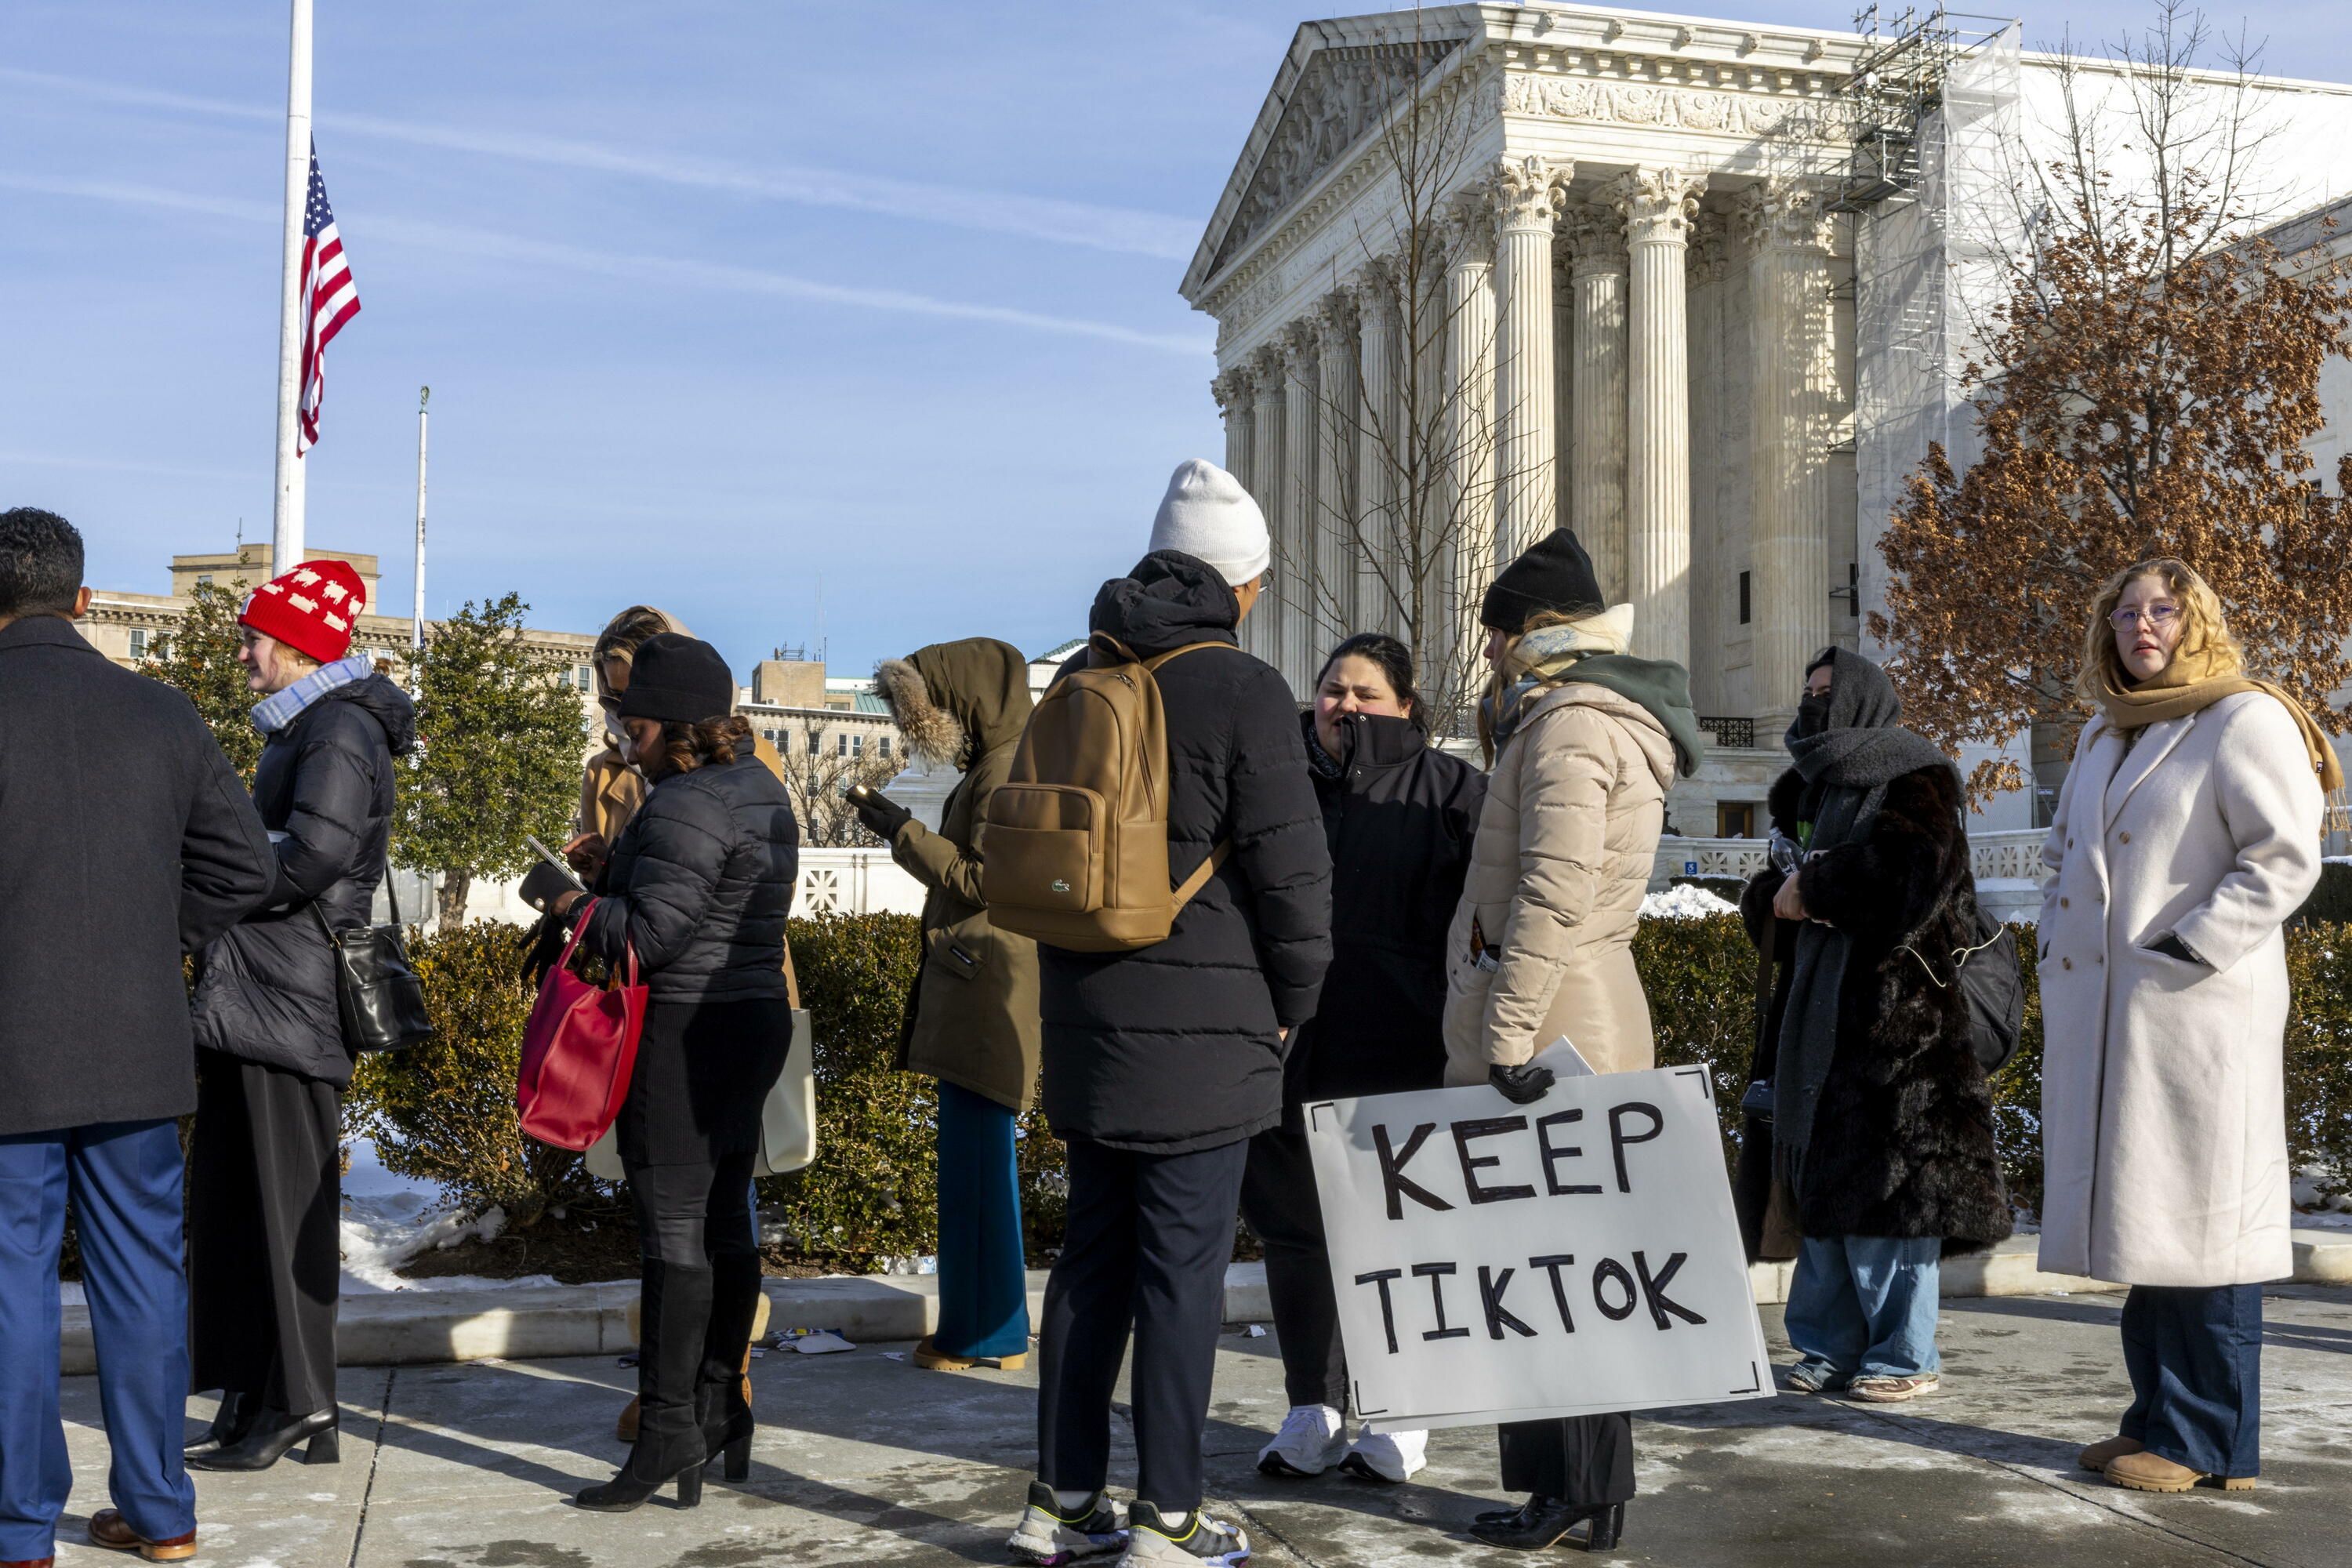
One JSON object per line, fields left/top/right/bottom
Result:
{"left": 38, "top": 1283, "right": 2352, "bottom": 1567}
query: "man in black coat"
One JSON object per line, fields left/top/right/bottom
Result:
{"left": 1010, "top": 460, "right": 1330, "bottom": 1568}
{"left": 0, "top": 507, "right": 275, "bottom": 1566}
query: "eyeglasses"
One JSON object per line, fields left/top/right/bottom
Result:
{"left": 2108, "top": 603, "right": 2180, "bottom": 630}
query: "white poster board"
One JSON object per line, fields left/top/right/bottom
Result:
{"left": 1303, "top": 1063, "right": 1771, "bottom": 1433}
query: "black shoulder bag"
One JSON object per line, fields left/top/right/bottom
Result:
{"left": 313, "top": 873, "right": 436, "bottom": 1053}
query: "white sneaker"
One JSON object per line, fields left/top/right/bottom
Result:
{"left": 1255, "top": 1403, "right": 1345, "bottom": 1478}
{"left": 1119, "top": 1504, "right": 1249, "bottom": 1565}
{"left": 1338, "top": 1428, "right": 1428, "bottom": 1483}
{"left": 1007, "top": 1482, "right": 1129, "bottom": 1565}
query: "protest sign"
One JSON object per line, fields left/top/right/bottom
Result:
{"left": 1303, "top": 1064, "right": 1771, "bottom": 1432}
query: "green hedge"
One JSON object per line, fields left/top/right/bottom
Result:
{"left": 345, "top": 912, "right": 2351, "bottom": 1269}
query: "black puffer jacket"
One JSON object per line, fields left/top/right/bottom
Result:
{"left": 1038, "top": 550, "right": 1333, "bottom": 1154}
{"left": 1286, "top": 711, "right": 1485, "bottom": 1111}
{"left": 579, "top": 748, "right": 798, "bottom": 1001}
{"left": 191, "top": 672, "right": 416, "bottom": 1085}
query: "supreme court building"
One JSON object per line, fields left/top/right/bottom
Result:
{"left": 1181, "top": 5, "right": 2352, "bottom": 833}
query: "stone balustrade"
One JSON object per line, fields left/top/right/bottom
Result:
{"left": 1653, "top": 828, "right": 2049, "bottom": 899}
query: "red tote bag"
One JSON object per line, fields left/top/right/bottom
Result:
{"left": 516, "top": 900, "right": 648, "bottom": 1152}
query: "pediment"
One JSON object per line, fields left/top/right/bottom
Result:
{"left": 1185, "top": 26, "right": 1463, "bottom": 296}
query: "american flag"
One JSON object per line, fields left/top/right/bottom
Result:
{"left": 295, "top": 146, "right": 360, "bottom": 454}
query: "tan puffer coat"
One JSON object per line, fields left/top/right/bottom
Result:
{"left": 1442, "top": 684, "right": 1677, "bottom": 1085}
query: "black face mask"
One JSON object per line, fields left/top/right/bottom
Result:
{"left": 1796, "top": 691, "right": 1832, "bottom": 737}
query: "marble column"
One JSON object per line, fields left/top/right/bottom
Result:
{"left": 1281, "top": 318, "right": 1322, "bottom": 692}
{"left": 1440, "top": 187, "right": 1497, "bottom": 689}
{"left": 1349, "top": 259, "right": 1404, "bottom": 640}
{"left": 1685, "top": 219, "right": 1728, "bottom": 717}
{"left": 1740, "top": 179, "right": 1838, "bottom": 730}
{"left": 1214, "top": 368, "right": 1254, "bottom": 503}
{"left": 1491, "top": 154, "right": 1573, "bottom": 566}
{"left": 1610, "top": 166, "right": 1707, "bottom": 670}
{"left": 1552, "top": 238, "right": 1576, "bottom": 547}
{"left": 1312, "top": 292, "right": 1360, "bottom": 655}
{"left": 1247, "top": 345, "right": 1287, "bottom": 669}
{"left": 1565, "top": 204, "right": 1629, "bottom": 604}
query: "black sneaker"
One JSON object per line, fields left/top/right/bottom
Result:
{"left": 1007, "top": 1481, "right": 1128, "bottom": 1565}
{"left": 1120, "top": 1503, "right": 1250, "bottom": 1565}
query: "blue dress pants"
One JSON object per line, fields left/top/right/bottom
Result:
{"left": 0, "top": 1120, "right": 197, "bottom": 1560}
{"left": 1784, "top": 1235, "right": 1944, "bottom": 1381}
{"left": 932, "top": 1081, "right": 1031, "bottom": 1360}
{"left": 2121, "top": 1283, "right": 2263, "bottom": 1478}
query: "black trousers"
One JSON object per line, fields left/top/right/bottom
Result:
{"left": 187, "top": 1050, "right": 341, "bottom": 1418}
{"left": 1497, "top": 1414, "right": 1636, "bottom": 1507}
{"left": 625, "top": 1152, "right": 761, "bottom": 1438}
{"left": 1038, "top": 1136, "right": 1249, "bottom": 1515}
{"left": 1238, "top": 1125, "right": 1346, "bottom": 1410}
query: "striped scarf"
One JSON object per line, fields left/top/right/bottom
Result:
{"left": 251, "top": 654, "right": 375, "bottom": 735}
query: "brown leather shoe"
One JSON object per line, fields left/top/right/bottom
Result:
{"left": 87, "top": 1509, "right": 198, "bottom": 1562}
{"left": 2078, "top": 1435, "right": 2143, "bottom": 1472}
{"left": 2105, "top": 1450, "right": 2256, "bottom": 1493}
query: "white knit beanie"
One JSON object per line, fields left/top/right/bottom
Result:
{"left": 1149, "top": 459, "right": 1270, "bottom": 586}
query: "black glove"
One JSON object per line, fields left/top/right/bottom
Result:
{"left": 2147, "top": 931, "right": 2201, "bottom": 964}
{"left": 520, "top": 860, "right": 580, "bottom": 914}
{"left": 1488, "top": 1062, "right": 1556, "bottom": 1105}
{"left": 854, "top": 792, "right": 913, "bottom": 842}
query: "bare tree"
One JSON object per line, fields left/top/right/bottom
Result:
{"left": 776, "top": 718, "right": 898, "bottom": 848}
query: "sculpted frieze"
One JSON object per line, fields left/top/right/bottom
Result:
{"left": 1501, "top": 71, "right": 1853, "bottom": 143}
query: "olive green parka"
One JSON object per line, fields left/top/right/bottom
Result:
{"left": 877, "top": 638, "right": 1040, "bottom": 1111}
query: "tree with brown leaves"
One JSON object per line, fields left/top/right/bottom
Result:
{"left": 1872, "top": 177, "right": 2352, "bottom": 809}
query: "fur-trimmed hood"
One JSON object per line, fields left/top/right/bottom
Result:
{"left": 875, "top": 638, "right": 1032, "bottom": 768}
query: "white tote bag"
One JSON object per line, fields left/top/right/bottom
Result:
{"left": 582, "top": 1008, "right": 816, "bottom": 1181}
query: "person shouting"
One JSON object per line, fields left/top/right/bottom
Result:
{"left": 862, "top": 638, "right": 1040, "bottom": 1374}
{"left": 185, "top": 557, "right": 415, "bottom": 1475}
{"left": 1245, "top": 633, "right": 1483, "bottom": 1487}
{"left": 1738, "top": 648, "right": 2011, "bottom": 1406}
{"left": 2039, "top": 558, "right": 2332, "bottom": 1494}
{"left": 1443, "top": 527, "right": 1700, "bottom": 1555}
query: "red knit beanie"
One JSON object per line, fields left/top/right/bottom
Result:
{"left": 239, "top": 558, "right": 367, "bottom": 664}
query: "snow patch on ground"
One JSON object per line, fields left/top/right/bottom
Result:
{"left": 2293, "top": 1167, "right": 2352, "bottom": 1228}
{"left": 337, "top": 1139, "right": 513, "bottom": 1293}
{"left": 1642, "top": 884, "right": 1741, "bottom": 919}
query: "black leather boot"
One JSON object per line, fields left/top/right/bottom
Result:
{"left": 186, "top": 1405, "right": 338, "bottom": 1471}
{"left": 576, "top": 1259, "right": 712, "bottom": 1512}
{"left": 695, "top": 1252, "right": 762, "bottom": 1480}
{"left": 184, "top": 1390, "right": 259, "bottom": 1458}
{"left": 1468, "top": 1496, "right": 1626, "bottom": 1552}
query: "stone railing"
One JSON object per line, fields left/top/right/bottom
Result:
{"left": 793, "top": 848, "right": 926, "bottom": 916}
{"left": 1653, "top": 827, "right": 2051, "bottom": 887}
{"left": 1696, "top": 715, "right": 1757, "bottom": 750}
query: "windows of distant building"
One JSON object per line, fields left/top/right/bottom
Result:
{"left": 878, "top": 737, "right": 891, "bottom": 759}
{"left": 807, "top": 730, "right": 822, "bottom": 757}
{"left": 128, "top": 629, "right": 148, "bottom": 659}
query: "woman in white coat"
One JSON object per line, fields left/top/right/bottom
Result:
{"left": 2038, "top": 557, "right": 2339, "bottom": 1495}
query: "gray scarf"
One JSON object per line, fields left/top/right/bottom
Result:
{"left": 1773, "top": 648, "right": 1958, "bottom": 1174}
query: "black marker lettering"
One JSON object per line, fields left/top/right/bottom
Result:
{"left": 1535, "top": 1109, "right": 1602, "bottom": 1196}
{"left": 1452, "top": 1116, "right": 1536, "bottom": 1204}
{"left": 1478, "top": 1265, "right": 1537, "bottom": 1340}
{"left": 1374, "top": 1123, "right": 1455, "bottom": 1220}
{"left": 1592, "top": 1257, "right": 1639, "bottom": 1321}
{"left": 1607, "top": 1102, "right": 1665, "bottom": 1193}
{"left": 1412, "top": 1261, "right": 1470, "bottom": 1340}
{"left": 1633, "top": 1250, "right": 1707, "bottom": 1329}
{"left": 1354, "top": 1269, "right": 1404, "bottom": 1355}
{"left": 1528, "top": 1254, "right": 1577, "bottom": 1332}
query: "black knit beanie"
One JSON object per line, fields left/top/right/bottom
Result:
{"left": 1482, "top": 527, "right": 1605, "bottom": 631}
{"left": 619, "top": 632, "right": 736, "bottom": 724}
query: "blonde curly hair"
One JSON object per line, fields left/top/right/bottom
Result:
{"left": 2074, "top": 557, "right": 2241, "bottom": 702}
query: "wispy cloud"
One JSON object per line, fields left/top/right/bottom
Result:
{"left": 1, "top": 66, "right": 1203, "bottom": 260}
{"left": 0, "top": 174, "right": 1213, "bottom": 357}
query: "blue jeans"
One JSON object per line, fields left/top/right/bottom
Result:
{"left": 1784, "top": 1235, "right": 1943, "bottom": 1381}
{"left": 932, "top": 1081, "right": 1030, "bottom": 1359}
{"left": 0, "top": 1120, "right": 197, "bottom": 1560}
{"left": 2121, "top": 1284, "right": 2262, "bottom": 1478}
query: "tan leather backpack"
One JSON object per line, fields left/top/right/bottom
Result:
{"left": 980, "top": 633, "right": 1231, "bottom": 953}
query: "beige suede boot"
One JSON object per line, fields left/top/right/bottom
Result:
{"left": 2106, "top": 1450, "right": 2256, "bottom": 1493}
{"left": 2078, "top": 1435, "right": 2142, "bottom": 1472}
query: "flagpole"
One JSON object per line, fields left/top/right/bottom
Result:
{"left": 270, "top": 0, "right": 314, "bottom": 571}
{"left": 412, "top": 386, "right": 429, "bottom": 692}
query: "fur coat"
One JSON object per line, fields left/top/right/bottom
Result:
{"left": 1739, "top": 763, "right": 2013, "bottom": 1254}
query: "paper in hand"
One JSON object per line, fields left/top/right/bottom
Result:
{"left": 1530, "top": 1036, "right": 1596, "bottom": 1078}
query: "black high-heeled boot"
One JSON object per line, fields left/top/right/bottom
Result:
{"left": 1468, "top": 1495, "right": 1628, "bottom": 1552}
{"left": 185, "top": 1405, "right": 338, "bottom": 1472}
{"left": 695, "top": 1252, "right": 762, "bottom": 1481}
{"left": 184, "top": 1390, "right": 259, "bottom": 1458}
{"left": 576, "top": 1258, "right": 712, "bottom": 1512}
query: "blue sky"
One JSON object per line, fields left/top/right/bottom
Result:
{"left": 7, "top": 1, "right": 2347, "bottom": 678}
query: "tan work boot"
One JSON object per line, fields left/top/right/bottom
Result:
{"left": 2078, "top": 1435, "right": 2143, "bottom": 1472}
{"left": 912, "top": 1335, "right": 1029, "bottom": 1372}
{"left": 2106, "top": 1450, "right": 2256, "bottom": 1493}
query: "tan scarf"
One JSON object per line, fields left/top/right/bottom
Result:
{"left": 2086, "top": 642, "right": 2345, "bottom": 793}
